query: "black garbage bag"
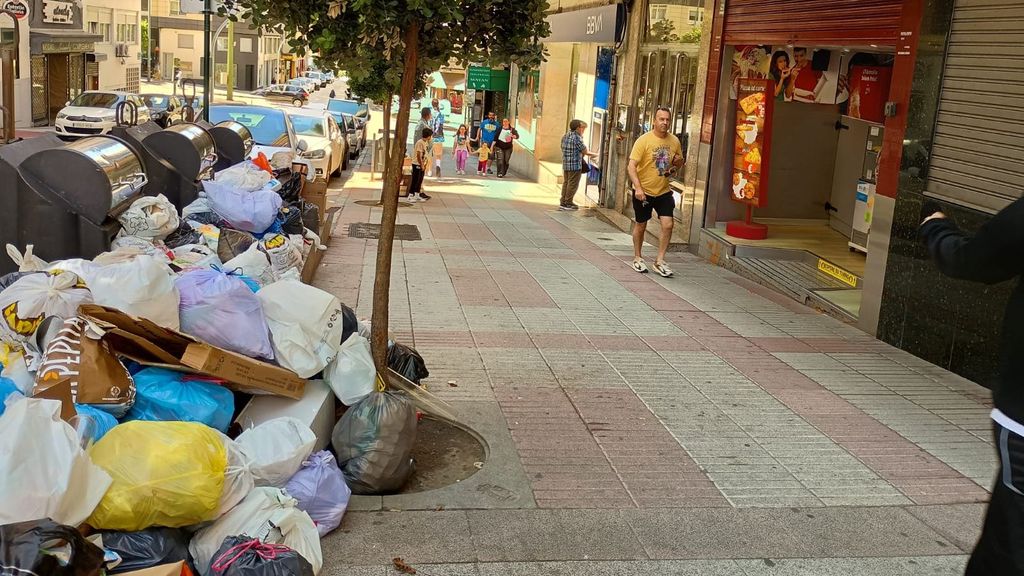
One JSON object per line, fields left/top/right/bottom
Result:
{"left": 100, "top": 527, "right": 191, "bottom": 574}
{"left": 387, "top": 342, "right": 429, "bottom": 384}
{"left": 0, "top": 518, "right": 105, "bottom": 576}
{"left": 277, "top": 205, "right": 304, "bottom": 236}
{"left": 300, "top": 202, "right": 320, "bottom": 237}
{"left": 331, "top": 391, "right": 417, "bottom": 495}
{"left": 340, "top": 303, "right": 357, "bottom": 345}
{"left": 162, "top": 222, "right": 203, "bottom": 249}
{"left": 275, "top": 172, "right": 303, "bottom": 204}
{"left": 208, "top": 536, "right": 314, "bottom": 576}
{"left": 217, "top": 228, "right": 257, "bottom": 263}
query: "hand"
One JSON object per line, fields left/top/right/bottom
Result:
{"left": 671, "top": 154, "right": 684, "bottom": 167}
{"left": 634, "top": 189, "right": 647, "bottom": 203}
{"left": 781, "top": 67, "right": 792, "bottom": 79}
{"left": 921, "top": 200, "right": 946, "bottom": 224}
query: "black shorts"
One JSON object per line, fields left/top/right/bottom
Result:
{"left": 632, "top": 192, "right": 675, "bottom": 223}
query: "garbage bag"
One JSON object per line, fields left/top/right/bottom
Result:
{"left": 235, "top": 417, "right": 316, "bottom": 488}
{"left": 74, "top": 403, "right": 118, "bottom": 442}
{"left": 0, "top": 519, "right": 105, "bottom": 576}
{"left": 340, "top": 304, "right": 357, "bottom": 344}
{"left": 0, "top": 398, "right": 113, "bottom": 526}
{"left": 258, "top": 234, "right": 303, "bottom": 280}
{"left": 277, "top": 205, "right": 303, "bottom": 235}
{"left": 208, "top": 536, "right": 314, "bottom": 576}
{"left": 223, "top": 243, "right": 275, "bottom": 288}
{"left": 217, "top": 228, "right": 257, "bottom": 264}
{"left": 203, "top": 179, "right": 283, "bottom": 233}
{"left": 300, "top": 202, "right": 320, "bottom": 237}
{"left": 5, "top": 244, "right": 48, "bottom": 272}
{"left": 117, "top": 194, "right": 180, "bottom": 240}
{"left": 217, "top": 433, "right": 255, "bottom": 518}
{"left": 189, "top": 488, "right": 321, "bottom": 575}
{"left": 109, "top": 234, "right": 161, "bottom": 257}
{"left": 176, "top": 268, "right": 274, "bottom": 359}
{"left": 284, "top": 451, "right": 351, "bottom": 537}
{"left": 171, "top": 243, "right": 222, "bottom": 271}
{"left": 163, "top": 222, "right": 204, "bottom": 249}
{"left": 88, "top": 254, "right": 181, "bottom": 330}
{"left": 0, "top": 346, "right": 32, "bottom": 394}
{"left": 256, "top": 277, "right": 344, "bottom": 378}
{"left": 87, "top": 420, "right": 227, "bottom": 531}
{"left": 215, "top": 160, "right": 272, "bottom": 192}
{"left": 99, "top": 528, "right": 190, "bottom": 574}
{"left": 388, "top": 342, "right": 430, "bottom": 385}
{"left": 0, "top": 370, "right": 17, "bottom": 417}
{"left": 275, "top": 172, "right": 303, "bottom": 203}
{"left": 325, "top": 335, "right": 376, "bottom": 406}
{"left": 47, "top": 259, "right": 103, "bottom": 285}
{"left": 0, "top": 270, "right": 92, "bottom": 345}
{"left": 123, "top": 367, "right": 235, "bottom": 432}
{"left": 0, "top": 271, "right": 38, "bottom": 292}
{"left": 331, "top": 392, "right": 417, "bottom": 495}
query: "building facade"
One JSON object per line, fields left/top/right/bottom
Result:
{"left": 85, "top": 0, "right": 142, "bottom": 93}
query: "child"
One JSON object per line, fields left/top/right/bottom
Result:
{"left": 452, "top": 124, "right": 471, "bottom": 175}
{"left": 409, "top": 127, "right": 432, "bottom": 202}
{"left": 476, "top": 141, "right": 491, "bottom": 176}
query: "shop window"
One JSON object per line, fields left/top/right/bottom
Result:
{"left": 645, "top": 0, "right": 705, "bottom": 44}
{"left": 177, "top": 34, "right": 194, "bottom": 49}
{"left": 634, "top": 50, "right": 697, "bottom": 181}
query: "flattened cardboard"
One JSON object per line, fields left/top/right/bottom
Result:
{"left": 31, "top": 377, "right": 76, "bottom": 422}
{"left": 300, "top": 177, "right": 328, "bottom": 225}
{"left": 79, "top": 304, "right": 305, "bottom": 400}
{"left": 299, "top": 207, "right": 336, "bottom": 285}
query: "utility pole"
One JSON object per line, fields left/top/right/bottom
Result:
{"left": 226, "top": 20, "right": 234, "bottom": 101}
{"left": 202, "top": 0, "right": 212, "bottom": 121}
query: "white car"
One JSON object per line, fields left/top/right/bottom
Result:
{"left": 54, "top": 91, "right": 152, "bottom": 139}
{"left": 289, "top": 109, "right": 348, "bottom": 181}
{"left": 208, "top": 103, "right": 314, "bottom": 178}
{"left": 288, "top": 77, "right": 318, "bottom": 93}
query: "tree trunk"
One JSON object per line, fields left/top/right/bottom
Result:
{"left": 380, "top": 91, "right": 393, "bottom": 188}
{"left": 370, "top": 25, "right": 418, "bottom": 373}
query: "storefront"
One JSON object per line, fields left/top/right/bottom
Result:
{"left": 696, "top": 0, "right": 920, "bottom": 332}
{"left": 27, "top": 0, "right": 101, "bottom": 126}
{"left": 465, "top": 65, "right": 510, "bottom": 140}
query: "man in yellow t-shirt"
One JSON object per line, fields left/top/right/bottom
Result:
{"left": 627, "top": 107, "right": 684, "bottom": 277}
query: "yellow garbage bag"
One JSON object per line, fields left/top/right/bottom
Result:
{"left": 87, "top": 420, "right": 228, "bottom": 531}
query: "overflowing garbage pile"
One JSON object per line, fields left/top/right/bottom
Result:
{"left": 0, "top": 154, "right": 434, "bottom": 576}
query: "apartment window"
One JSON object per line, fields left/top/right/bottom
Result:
{"left": 87, "top": 7, "right": 113, "bottom": 44}
{"left": 240, "top": 37, "right": 253, "bottom": 53}
{"left": 141, "top": 0, "right": 149, "bottom": 10}
{"left": 649, "top": 4, "right": 667, "bottom": 22}
{"left": 688, "top": 8, "right": 703, "bottom": 26}
{"left": 170, "top": 0, "right": 181, "bottom": 15}
{"left": 116, "top": 15, "right": 138, "bottom": 44}
{"left": 177, "top": 33, "right": 194, "bottom": 49}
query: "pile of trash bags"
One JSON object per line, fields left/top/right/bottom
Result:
{"left": 0, "top": 156, "right": 435, "bottom": 576}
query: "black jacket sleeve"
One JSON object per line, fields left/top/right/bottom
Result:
{"left": 920, "top": 197, "right": 1024, "bottom": 285}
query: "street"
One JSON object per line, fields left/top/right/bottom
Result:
{"left": 309, "top": 141, "right": 993, "bottom": 575}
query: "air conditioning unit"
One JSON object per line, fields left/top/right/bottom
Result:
{"left": 115, "top": 44, "right": 129, "bottom": 58}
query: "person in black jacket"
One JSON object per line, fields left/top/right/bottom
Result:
{"left": 920, "top": 198, "right": 1024, "bottom": 575}
{"left": 492, "top": 118, "right": 519, "bottom": 178}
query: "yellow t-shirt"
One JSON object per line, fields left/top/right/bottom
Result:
{"left": 478, "top": 146, "right": 491, "bottom": 161}
{"left": 629, "top": 131, "right": 683, "bottom": 197}
{"left": 413, "top": 138, "right": 430, "bottom": 167}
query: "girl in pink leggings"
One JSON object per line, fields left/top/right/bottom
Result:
{"left": 452, "top": 124, "right": 471, "bottom": 175}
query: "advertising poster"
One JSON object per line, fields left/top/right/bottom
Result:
{"left": 731, "top": 45, "right": 850, "bottom": 105}
{"left": 732, "top": 79, "right": 774, "bottom": 208}
{"left": 847, "top": 65, "right": 892, "bottom": 124}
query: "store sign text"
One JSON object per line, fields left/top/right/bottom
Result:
{"left": 42, "top": 0, "right": 74, "bottom": 24}
{"left": 42, "top": 41, "right": 93, "bottom": 54}
{"left": 586, "top": 13, "right": 603, "bottom": 36}
{"left": 3, "top": 0, "right": 28, "bottom": 20}
{"left": 817, "top": 259, "right": 858, "bottom": 287}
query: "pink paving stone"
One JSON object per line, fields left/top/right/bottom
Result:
{"left": 447, "top": 268, "right": 508, "bottom": 306}
{"left": 530, "top": 333, "right": 594, "bottom": 350}
{"left": 802, "top": 338, "right": 893, "bottom": 353}
{"left": 472, "top": 331, "right": 537, "bottom": 348}
{"left": 459, "top": 223, "right": 499, "bottom": 241}
{"left": 640, "top": 335, "right": 706, "bottom": 352}
{"left": 587, "top": 334, "right": 652, "bottom": 351}
{"left": 750, "top": 337, "right": 818, "bottom": 353}
{"left": 698, "top": 336, "right": 763, "bottom": 353}
{"left": 428, "top": 222, "right": 467, "bottom": 240}
{"left": 727, "top": 276, "right": 817, "bottom": 314}
{"left": 489, "top": 270, "right": 557, "bottom": 308}
{"left": 662, "top": 311, "right": 737, "bottom": 336}
{"left": 409, "top": 331, "right": 476, "bottom": 347}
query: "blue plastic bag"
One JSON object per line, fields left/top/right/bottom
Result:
{"left": 122, "top": 367, "right": 235, "bottom": 432}
{"left": 175, "top": 268, "right": 275, "bottom": 359}
{"left": 0, "top": 365, "right": 19, "bottom": 418}
{"left": 74, "top": 403, "right": 118, "bottom": 441}
{"left": 284, "top": 450, "right": 351, "bottom": 536}
{"left": 202, "top": 178, "right": 283, "bottom": 233}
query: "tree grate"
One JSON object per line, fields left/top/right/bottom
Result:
{"left": 347, "top": 222, "right": 422, "bottom": 241}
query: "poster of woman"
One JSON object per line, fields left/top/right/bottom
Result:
{"left": 732, "top": 45, "right": 850, "bottom": 105}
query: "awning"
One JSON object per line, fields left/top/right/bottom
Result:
{"left": 440, "top": 71, "right": 464, "bottom": 91}
{"left": 31, "top": 30, "right": 104, "bottom": 54}
{"left": 429, "top": 72, "right": 446, "bottom": 89}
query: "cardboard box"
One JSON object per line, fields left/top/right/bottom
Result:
{"left": 235, "top": 379, "right": 336, "bottom": 451}
{"left": 80, "top": 305, "right": 306, "bottom": 400}
{"left": 119, "top": 561, "right": 193, "bottom": 576}
{"left": 301, "top": 177, "right": 329, "bottom": 225}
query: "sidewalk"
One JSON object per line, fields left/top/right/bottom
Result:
{"left": 312, "top": 151, "right": 992, "bottom": 574}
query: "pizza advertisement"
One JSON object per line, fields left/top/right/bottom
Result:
{"left": 732, "top": 78, "right": 774, "bottom": 208}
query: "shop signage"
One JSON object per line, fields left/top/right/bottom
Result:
{"left": 3, "top": 0, "right": 28, "bottom": 19}
{"left": 41, "top": 40, "right": 93, "bottom": 54}
{"left": 817, "top": 259, "right": 858, "bottom": 287}
{"left": 42, "top": 0, "right": 74, "bottom": 24}
{"left": 731, "top": 78, "right": 774, "bottom": 208}
{"left": 466, "top": 66, "right": 510, "bottom": 92}
{"left": 546, "top": 4, "right": 623, "bottom": 44}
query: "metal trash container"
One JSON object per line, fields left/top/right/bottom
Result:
{"left": 109, "top": 121, "right": 199, "bottom": 212}
{"left": 143, "top": 122, "right": 218, "bottom": 183}
{"left": 208, "top": 120, "right": 253, "bottom": 172}
{"left": 0, "top": 135, "right": 147, "bottom": 274}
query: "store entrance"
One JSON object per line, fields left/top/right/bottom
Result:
{"left": 705, "top": 45, "right": 895, "bottom": 321}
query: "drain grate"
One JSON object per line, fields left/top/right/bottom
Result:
{"left": 347, "top": 222, "right": 422, "bottom": 241}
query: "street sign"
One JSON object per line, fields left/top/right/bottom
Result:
{"left": 2, "top": 0, "right": 28, "bottom": 20}
{"left": 467, "top": 66, "right": 510, "bottom": 92}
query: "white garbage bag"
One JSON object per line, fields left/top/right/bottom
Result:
{"left": 5, "top": 244, "right": 48, "bottom": 272}
{"left": 0, "top": 398, "right": 113, "bottom": 527}
{"left": 214, "top": 160, "right": 272, "bottom": 192}
{"left": 203, "top": 179, "right": 282, "bottom": 233}
{"left": 88, "top": 254, "right": 181, "bottom": 330}
{"left": 235, "top": 416, "right": 316, "bottom": 488}
{"left": 0, "top": 270, "right": 93, "bottom": 345}
{"left": 259, "top": 233, "right": 303, "bottom": 280}
{"left": 215, "top": 432, "right": 255, "bottom": 518}
{"left": 189, "top": 487, "right": 322, "bottom": 575}
{"left": 325, "top": 334, "right": 376, "bottom": 406}
{"left": 117, "top": 194, "right": 180, "bottom": 240}
{"left": 256, "top": 277, "right": 345, "bottom": 378}
{"left": 223, "top": 242, "right": 275, "bottom": 288}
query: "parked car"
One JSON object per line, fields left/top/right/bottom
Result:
{"left": 207, "top": 104, "right": 310, "bottom": 172}
{"left": 253, "top": 84, "right": 308, "bottom": 107}
{"left": 289, "top": 109, "right": 348, "bottom": 181}
{"left": 288, "top": 77, "right": 318, "bottom": 94}
{"left": 326, "top": 98, "right": 369, "bottom": 147}
{"left": 339, "top": 112, "right": 363, "bottom": 159}
{"left": 141, "top": 94, "right": 185, "bottom": 127}
{"left": 304, "top": 71, "right": 328, "bottom": 88}
{"left": 54, "top": 91, "right": 151, "bottom": 139}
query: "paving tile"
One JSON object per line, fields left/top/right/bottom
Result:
{"left": 323, "top": 511, "right": 475, "bottom": 565}
{"left": 467, "top": 509, "right": 648, "bottom": 561}
{"left": 734, "top": 556, "right": 968, "bottom": 575}
{"left": 906, "top": 504, "right": 987, "bottom": 552}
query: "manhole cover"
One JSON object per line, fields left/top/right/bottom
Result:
{"left": 398, "top": 417, "right": 486, "bottom": 494}
{"left": 347, "top": 222, "right": 422, "bottom": 241}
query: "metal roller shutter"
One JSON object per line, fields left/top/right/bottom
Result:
{"left": 925, "top": 0, "right": 1024, "bottom": 214}
{"left": 724, "top": 0, "right": 903, "bottom": 46}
